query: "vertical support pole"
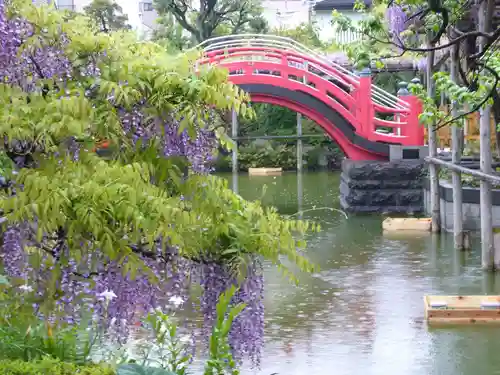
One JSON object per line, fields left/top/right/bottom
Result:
{"left": 297, "top": 60, "right": 307, "bottom": 172}
{"left": 478, "top": 0, "right": 494, "bottom": 270}
{"left": 357, "top": 68, "right": 373, "bottom": 138}
{"left": 397, "top": 81, "right": 409, "bottom": 137}
{"left": 450, "top": 46, "right": 464, "bottom": 250}
{"left": 481, "top": 106, "right": 494, "bottom": 269}
{"left": 297, "top": 113, "right": 303, "bottom": 171}
{"left": 231, "top": 107, "right": 238, "bottom": 174}
{"left": 232, "top": 170, "right": 239, "bottom": 195}
{"left": 297, "top": 170, "right": 303, "bottom": 220}
{"left": 410, "top": 77, "right": 425, "bottom": 145}
{"left": 399, "top": 78, "right": 425, "bottom": 145}
{"left": 426, "top": 34, "right": 441, "bottom": 233}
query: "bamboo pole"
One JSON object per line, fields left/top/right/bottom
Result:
{"left": 480, "top": 105, "right": 494, "bottom": 269}
{"left": 297, "top": 113, "right": 303, "bottom": 171}
{"left": 231, "top": 108, "right": 239, "bottom": 174}
{"left": 426, "top": 33, "right": 441, "bottom": 232}
{"left": 297, "top": 61, "right": 308, "bottom": 172}
{"left": 297, "top": 171, "right": 303, "bottom": 220}
{"left": 425, "top": 157, "right": 500, "bottom": 184}
{"left": 478, "top": 0, "right": 494, "bottom": 270}
{"left": 450, "top": 46, "right": 464, "bottom": 249}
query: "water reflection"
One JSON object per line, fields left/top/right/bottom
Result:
{"left": 219, "top": 171, "right": 500, "bottom": 375}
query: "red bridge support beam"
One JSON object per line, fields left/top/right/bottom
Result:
{"left": 355, "top": 68, "right": 374, "bottom": 139}
{"left": 397, "top": 80, "right": 425, "bottom": 146}
{"left": 250, "top": 94, "right": 387, "bottom": 161}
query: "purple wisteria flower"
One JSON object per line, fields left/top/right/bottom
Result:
{"left": 0, "top": 2, "right": 266, "bottom": 366}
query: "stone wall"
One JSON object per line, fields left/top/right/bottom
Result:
{"left": 339, "top": 159, "right": 425, "bottom": 213}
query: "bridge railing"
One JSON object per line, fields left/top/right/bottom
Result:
{"left": 194, "top": 34, "right": 424, "bottom": 146}
{"left": 194, "top": 34, "right": 410, "bottom": 111}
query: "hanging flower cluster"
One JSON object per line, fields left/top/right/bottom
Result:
{"left": 0, "top": 1, "right": 265, "bottom": 366}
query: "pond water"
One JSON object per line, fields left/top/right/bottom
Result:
{"left": 218, "top": 171, "right": 500, "bottom": 375}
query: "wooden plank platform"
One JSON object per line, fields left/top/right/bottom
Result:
{"left": 424, "top": 295, "right": 500, "bottom": 324}
{"left": 248, "top": 167, "right": 283, "bottom": 176}
{"left": 382, "top": 217, "right": 432, "bottom": 232}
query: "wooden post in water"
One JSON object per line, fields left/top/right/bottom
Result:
{"left": 297, "top": 113, "right": 303, "bottom": 171}
{"left": 231, "top": 108, "right": 239, "bottom": 174}
{"left": 298, "top": 61, "right": 308, "bottom": 172}
{"left": 297, "top": 171, "right": 303, "bottom": 220}
{"left": 426, "top": 33, "right": 440, "bottom": 232}
{"left": 480, "top": 106, "right": 494, "bottom": 269}
{"left": 450, "top": 46, "right": 464, "bottom": 249}
{"left": 478, "top": 0, "right": 494, "bottom": 270}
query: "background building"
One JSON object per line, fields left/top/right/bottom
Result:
{"left": 41, "top": 0, "right": 369, "bottom": 44}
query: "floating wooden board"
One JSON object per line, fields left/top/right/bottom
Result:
{"left": 424, "top": 295, "right": 500, "bottom": 324}
{"left": 382, "top": 217, "right": 432, "bottom": 232}
{"left": 248, "top": 167, "right": 283, "bottom": 176}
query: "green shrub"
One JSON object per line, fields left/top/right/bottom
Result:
{"left": 0, "top": 358, "right": 115, "bottom": 375}
{"left": 212, "top": 141, "right": 344, "bottom": 172}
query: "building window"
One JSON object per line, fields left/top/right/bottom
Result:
{"left": 141, "top": 2, "right": 154, "bottom": 12}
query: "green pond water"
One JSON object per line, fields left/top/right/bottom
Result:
{"left": 217, "top": 171, "right": 500, "bottom": 375}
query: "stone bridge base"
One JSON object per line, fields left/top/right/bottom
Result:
{"left": 339, "top": 159, "right": 425, "bottom": 214}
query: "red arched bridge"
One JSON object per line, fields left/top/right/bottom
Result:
{"left": 196, "top": 35, "right": 424, "bottom": 161}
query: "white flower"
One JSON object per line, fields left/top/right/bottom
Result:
{"left": 168, "top": 295, "right": 184, "bottom": 308}
{"left": 99, "top": 289, "right": 117, "bottom": 301}
{"left": 19, "top": 284, "right": 33, "bottom": 292}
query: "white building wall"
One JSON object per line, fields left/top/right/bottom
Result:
{"left": 314, "top": 9, "right": 364, "bottom": 43}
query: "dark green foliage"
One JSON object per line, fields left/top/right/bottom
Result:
{"left": 238, "top": 104, "right": 321, "bottom": 137}
{"left": 0, "top": 151, "right": 15, "bottom": 178}
{"left": 0, "top": 309, "right": 97, "bottom": 363}
{"left": 272, "top": 23, "right": 325, "bottom": 49}
{"left": 83, "top": 0, "right": 130, "bottom": 32}
{"left": 153, "top": 0, "right": 268, "bottom": 43}
{"left": 372, "top": 71, "right": 416, "bottom": 96}
{"left": 0, "top": 358, "right": 114, "bottom": 375}
{"left": 213, "top": 143, "right": 343, "bottom": 172}
{"left": 151, "top": 13, "right": 191, "bottom": 52}
{"left": 239, "top": 144, "right": 296, "bottom": 170}
{"left": 0, "top": 276, "right": 97, "bottom": 364}
{"left": 204, "top": 285, "right": 244, "bottom": 375}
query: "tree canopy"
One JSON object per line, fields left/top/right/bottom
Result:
{"left": 153, "top": 0, "right": 268, "bottom": 43}
{"left": 83, "top": 0, "right": 130, "bottom": 32}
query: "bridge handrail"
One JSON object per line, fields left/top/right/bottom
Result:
{"left": 198, "top": 46, "right": 411, "bottom": 115}
{"left": 200, "top": 40, "right": 408, "bottom": 111}
{"left": 198, "top": 47, "right": 356, "bottom": 93}
{"left": 198, "top": 39, "right": 405, "bottom": 111}
{"left": 192, "top": 34, "right": 409, "bottom": 111}
{"left": 199, "top": 43, "right": 356, "bottom": 86}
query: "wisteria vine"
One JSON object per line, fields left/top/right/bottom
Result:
{"left": 385, "top": 3, "right": 427, "bottom": 71}
{"left": 0, "top": 1, "right": 264, "bottom": 366}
